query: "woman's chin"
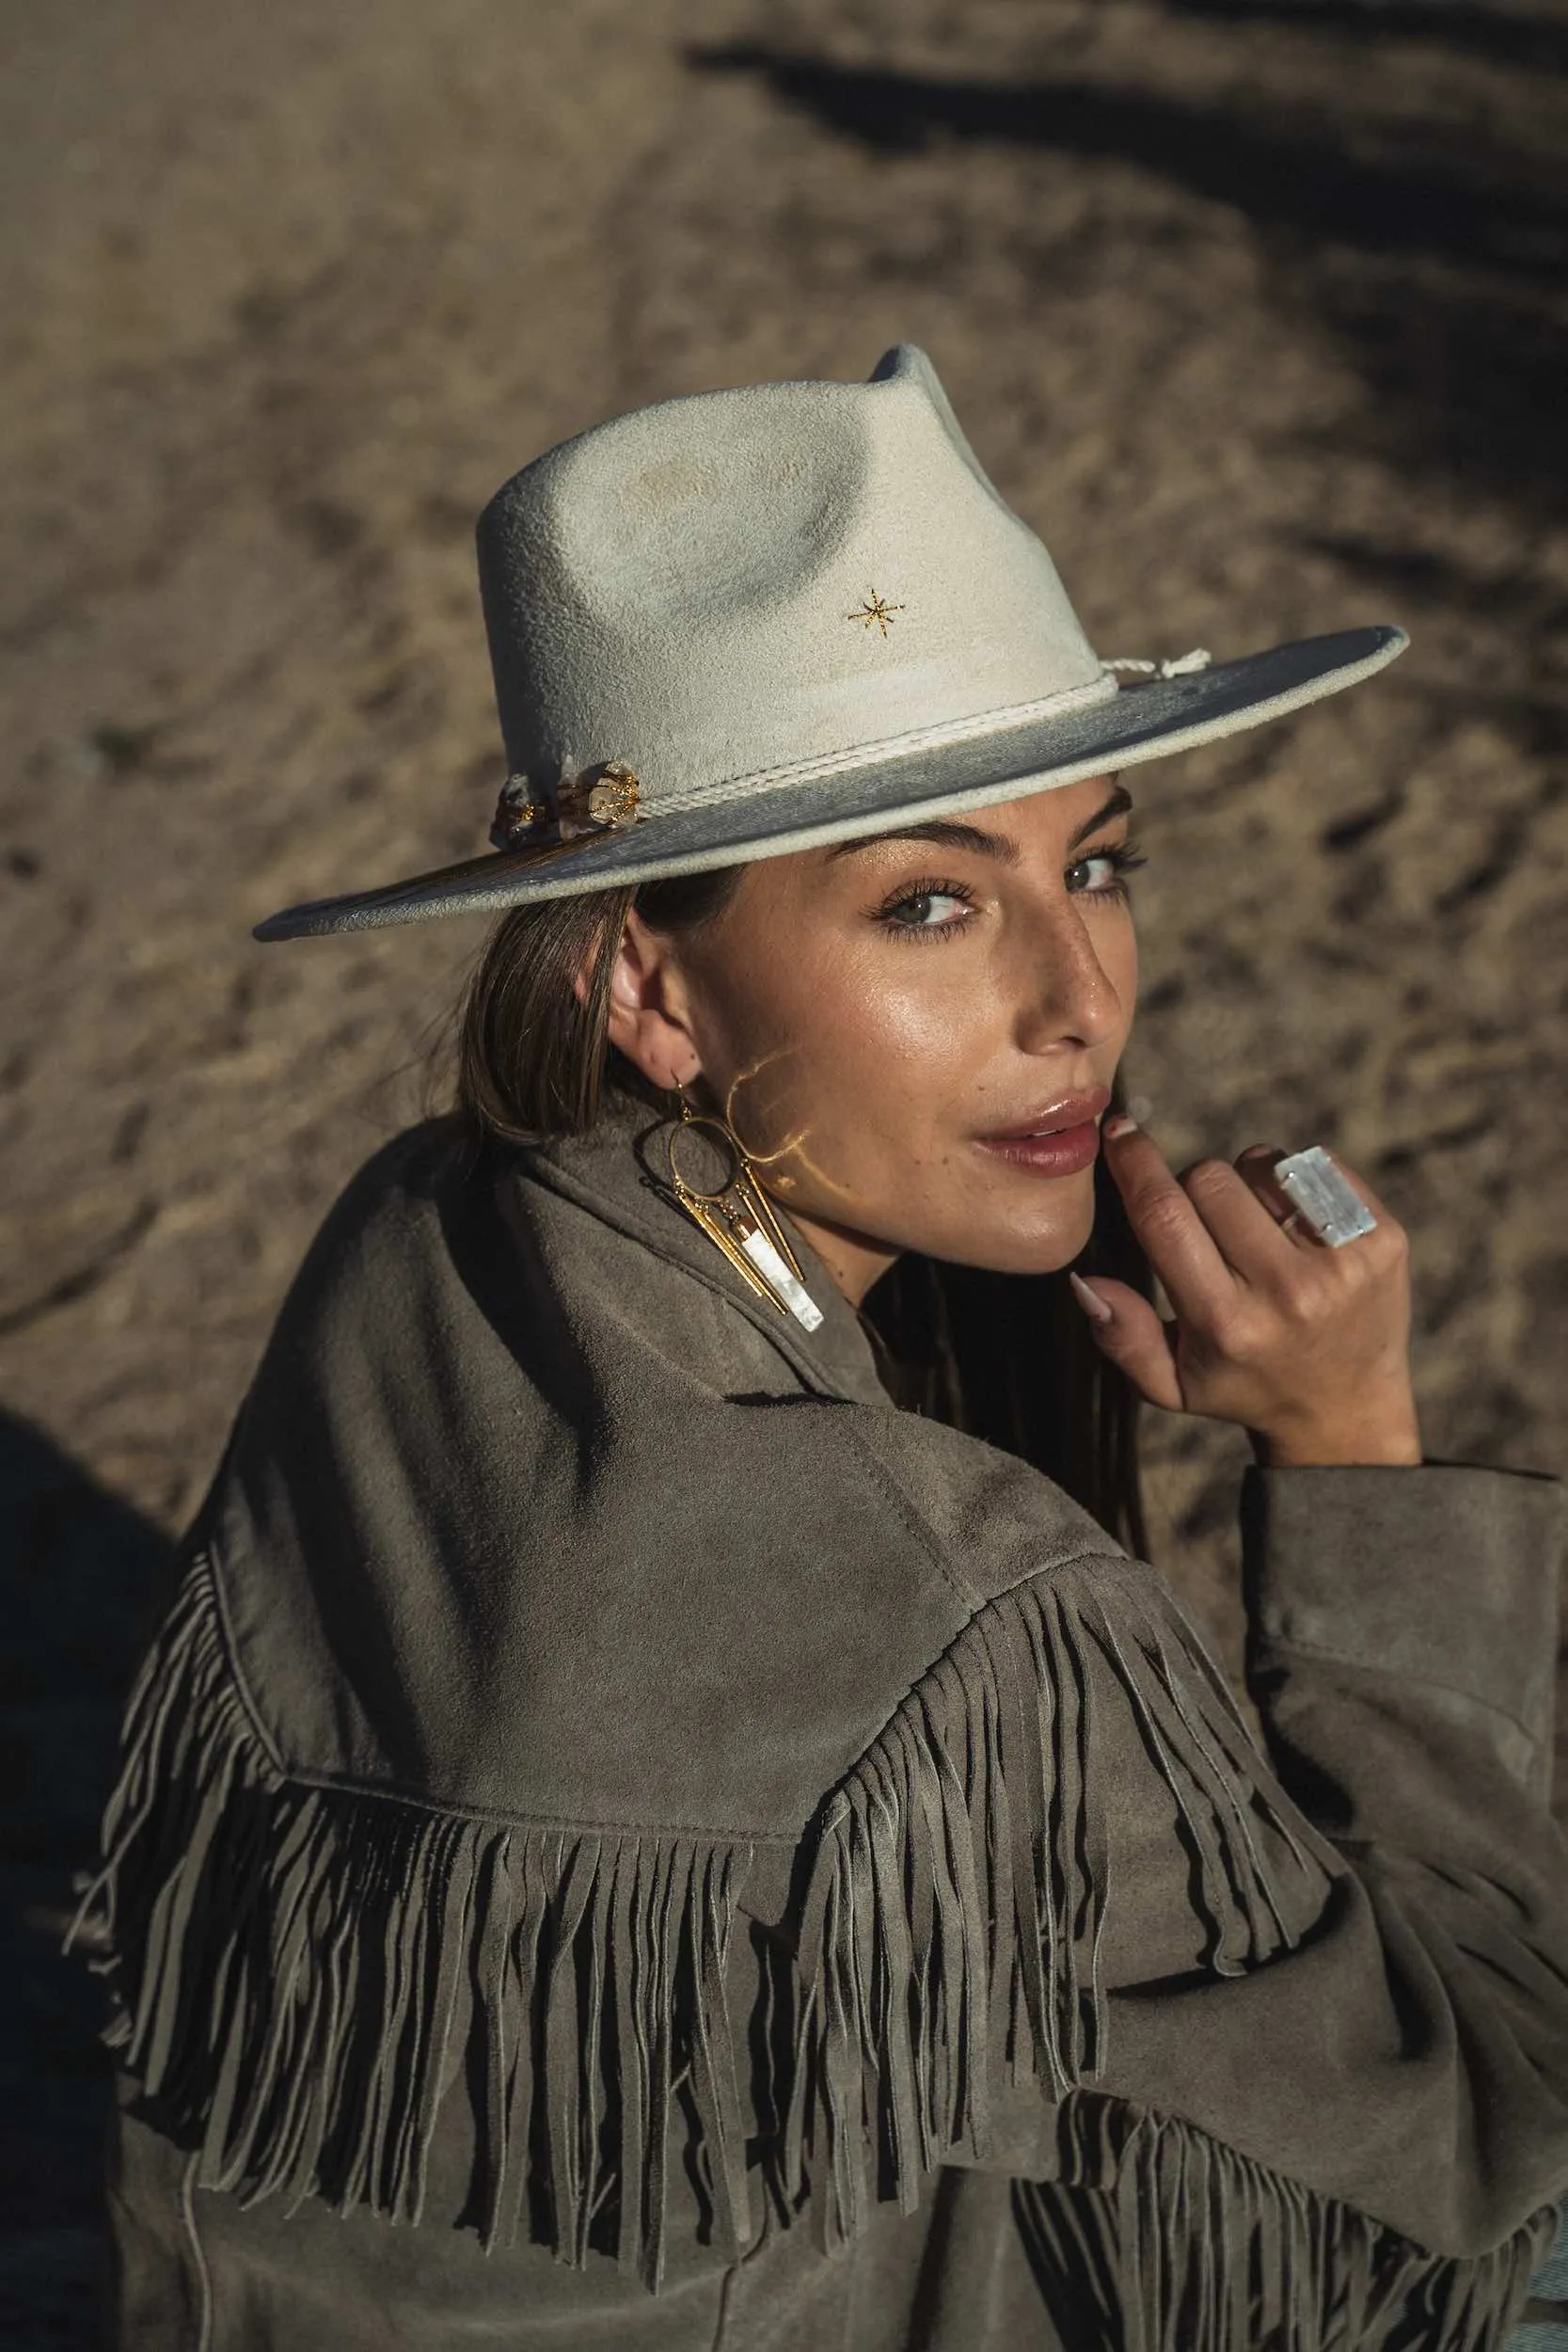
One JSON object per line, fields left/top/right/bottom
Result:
{"left": 791, "top": 1163, "right": 1100, "bottom": 1282}
{"left": 911, "top": 1184, "right": 1099, "bottom": 1278}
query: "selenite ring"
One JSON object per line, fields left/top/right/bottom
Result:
{"left": 1273, "top": 1146, "right": 1378, "bottom": 1249}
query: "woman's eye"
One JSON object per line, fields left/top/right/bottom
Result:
{"left": 880, "top": 887, "right": 975, "bottom": 934}
{"left": 895, "top": 891, "right": 968, "bottom": 927}
{"left": 1066, "top": 844, "right": 1144, "bottom": 898}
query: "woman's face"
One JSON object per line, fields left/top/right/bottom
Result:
{"left": 610, "top": 774, "right": 1140, "bottom": 1298}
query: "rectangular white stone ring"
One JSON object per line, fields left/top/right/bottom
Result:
{"left": 1274, "top": 1146, "right": 1378, "bottom": 1248}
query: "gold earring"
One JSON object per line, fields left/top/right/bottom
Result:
{"left": 662, "top": 1100, "right": 823, "bottom": 1332}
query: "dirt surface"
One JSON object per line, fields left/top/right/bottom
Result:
{"left": 4, "top": 0, "right": 1567, "bottom": 2338}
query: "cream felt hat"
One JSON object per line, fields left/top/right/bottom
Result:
{"left": 255, "top": 345, "right": 1405, "bottom": 941}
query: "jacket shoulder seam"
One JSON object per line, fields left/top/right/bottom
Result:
{"left": 838, "top": 1415, "right": 1126, "bottom": 1615}
{"left": 208, "top": 1539, "right": 806, "bottom": 1840}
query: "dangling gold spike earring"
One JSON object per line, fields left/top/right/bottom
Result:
{"left": 662, "top": 1097, "right": 824, "bottom": 1333}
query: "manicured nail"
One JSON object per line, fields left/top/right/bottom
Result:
{"left": 1102, "top": 1113, "right": 1138, "bottom": 1141}
{"left": 1069, "top": 1272, "right": 1114, "bottom": 1324}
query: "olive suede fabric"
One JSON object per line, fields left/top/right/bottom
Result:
{"left": 89, "top": 1104, "right": 1568, "bottom": 2349}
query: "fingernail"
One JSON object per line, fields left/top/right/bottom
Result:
{"left": 1102, "top": 1113, "right": 1138, "bottom": 1141}
{"left": 1069, "top": 1272, "right": 1114, "bottom": 1324}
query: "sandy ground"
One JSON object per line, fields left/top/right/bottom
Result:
{"left": 3, "top": 0, "right": 1567, "bottom": 2338}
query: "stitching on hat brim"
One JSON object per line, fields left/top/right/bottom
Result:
{"left": 651, "top": 671, "right": 1118, "bottom": 814}
{"left": 253, "top": 628, "right": 1406, "bottom": 941}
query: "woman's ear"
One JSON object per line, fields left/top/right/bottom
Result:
{"left": 578, "top": 911, "right": 704, "bottom": 1092}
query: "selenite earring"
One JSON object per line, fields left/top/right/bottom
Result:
{"left": 662, "top": 1098, "right": 824, "bottom": 1333}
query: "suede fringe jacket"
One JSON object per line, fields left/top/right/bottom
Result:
{"left": 86, "top": 1106, "right": 1568, "bottom": 2351}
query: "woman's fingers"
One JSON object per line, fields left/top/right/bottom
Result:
{"left": 1098, "top": 1119, "right": 1235, "bottom": 1319}
{"left": 1174, "top": 1154, "right": 1307, "bottom": 1285}
{"left": 1090, "top": 1117, "right": 1420, "bottom": 1464}
{"left": 1069, "top": 1276, "right": 1184, "bottom": 1410}
{"left": 1234, "top": 1144, "right": 1293, "bottom": 1228}
{"left": 1108, "top": 1121, "right": 1348, "bottom": 1291}
{"left": 1101, "top": 1118, "right": 1297, "bottom": 1302}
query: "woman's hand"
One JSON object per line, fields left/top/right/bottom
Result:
{"left": 1072, "top": 1118, "right": 1422, "bottom": 1468}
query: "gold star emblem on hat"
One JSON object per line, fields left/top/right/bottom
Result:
{"left": 847, "top": 591, "right": 905, "bottom": 636}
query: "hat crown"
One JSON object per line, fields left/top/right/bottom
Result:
{"left": 476, "top": 345, "right": 1104, "bottom": 803}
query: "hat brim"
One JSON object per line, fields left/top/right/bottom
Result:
{"left": 254, "top": 626, "right": 1405, "bottom": 940}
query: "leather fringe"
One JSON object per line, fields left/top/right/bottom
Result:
{"left": 1028, "top": 2096, "right": 1556, "bottom": 2352}
{"left": 783, "top": 1560, "right": 1318, "bottom": 2249}
{"left": 75, "top": 1547, "right": 1552, "bottom": 2340}
{"left": 784, "top": 1559, "right": 1552, "bottom": 2345}
{"left": 71, "top": 1551, "right": 756, "bottom": 2292}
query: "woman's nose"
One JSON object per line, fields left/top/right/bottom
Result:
{"left": 1013, "top": 903, "right": 1128, "bottom": 1057}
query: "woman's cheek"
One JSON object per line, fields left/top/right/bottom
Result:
{"left": 863, "top": 960, "right": 990, "bottom": 1067}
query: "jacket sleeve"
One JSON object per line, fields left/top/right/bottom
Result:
{"left": 785, "top": 1449, "right": 1568, "bottom": 2344}
{"left": 1087, "top": 1463, "right": 1568, "bottom": 2260}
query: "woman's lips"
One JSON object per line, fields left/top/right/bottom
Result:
{"left": 974, "top": 1089, "right": 1111, "bottom": 1178}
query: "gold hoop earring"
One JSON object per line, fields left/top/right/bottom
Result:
{"left": 662, "top": 1100, "right": 823, "bottom": 1333}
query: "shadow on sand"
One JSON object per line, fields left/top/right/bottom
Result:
{"left": 689, "top": 33, "right": 1568, "bottom": 529}
{"left": 1164, "top": 0, "right": 1568, "bottom": 76}
{"left": 0, "top": 1410, "right": 173, "bottom": 2348}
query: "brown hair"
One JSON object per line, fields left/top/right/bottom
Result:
{"left": 454, "top": 874, "right": 1149, "bottom": 1552}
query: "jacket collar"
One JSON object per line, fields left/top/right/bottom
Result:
{"left": 515, "top": 1091, "right": 892, "bottom": 1410}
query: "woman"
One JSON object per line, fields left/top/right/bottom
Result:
{"left": 87, "top": 347, "right": 1568, "bottom": 2350}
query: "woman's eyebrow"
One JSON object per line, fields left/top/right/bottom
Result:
{"left": 828, "top": 818, "right": 1020, "bottom": 864}
{"left": 829, "top": 784, "right": 1134, "bottom": 866}
{"left": 1068, "top": 784, "right": 1133, "bottom": 849}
